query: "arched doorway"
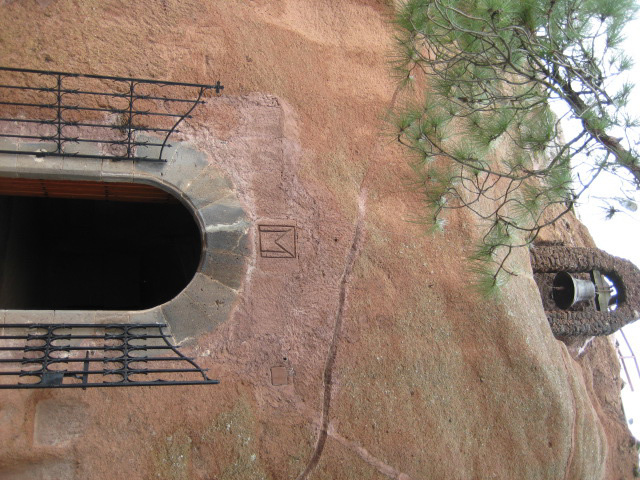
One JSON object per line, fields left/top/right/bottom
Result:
{"left": 0, "top": 178, "right": 202, "bottom": 310}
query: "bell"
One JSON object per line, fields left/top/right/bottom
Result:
{"left": 552, "top": 271, "right": 596, "bottom": 310}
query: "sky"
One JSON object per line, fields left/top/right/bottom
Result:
{"left": 576, "top": 186, "right": 640, "bottom": 441}
{"left": 577, "top": 189, "right": 640, "bottom": 441}
{"left": 570, "top": 14, "right": 640, "bottom": 442}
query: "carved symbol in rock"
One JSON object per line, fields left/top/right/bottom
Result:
{"left": 258, "top": 225, "right": 297, "bottom": 258}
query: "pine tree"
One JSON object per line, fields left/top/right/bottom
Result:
{"left": 393, "top": 0, "right": 639, "bottom": 292}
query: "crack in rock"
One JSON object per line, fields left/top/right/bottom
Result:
{"left": 296, "top": 190, "right": 366, "bottom": 480}
{"left": 328, "top": 427, "right": 413, "bottom": 480}
{"left": 295, "top": 85, "right": 402, "bottom": 480}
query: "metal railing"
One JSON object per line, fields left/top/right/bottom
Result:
{"left": 0, "top": 66, "right": 222, "bottom": 162}
{"left": 617, "top": 328, "right": 640, "bottom": 392}
{"left": 0, "top": 323, "right": 218, "bottom": 388}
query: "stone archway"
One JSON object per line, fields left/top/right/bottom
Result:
{"left": 531, "top": 245, "right": 640, "bottom": 336}
{"left": 0, "top": 137, "right": 250, "bottom": 343}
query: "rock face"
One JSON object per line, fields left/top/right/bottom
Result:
{"left": 0, "top": 1, "right": 636, "bottom": 479}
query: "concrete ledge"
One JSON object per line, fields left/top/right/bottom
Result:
{"left": 61, "top": 156, "right": 103, "bottom": 180}
{"left": 101, "top": 158, "right": 135, "bottom": 182}
{"left": 60, "top": 144, "right": 103, "bottom": 180}
{"left": 129, "top": 308, "right": 167, "bottom": 326}
{"left": 54, "top": 311, "right": 97, "bottom": 324}
{"left": 5, "top": 310, "right": 56, "bottom": 324}
{"left": 14, "top": 143, "right": 63, "bottom": 179}
{"left": 0, "top": 150, "right": 18, "bottom": 178}
{"left": 93, "top": 311, "right": 131, "bottom": 324}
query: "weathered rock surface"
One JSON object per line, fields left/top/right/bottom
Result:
{"left": 0, "top": 1, "right": 636, "bottom": 479}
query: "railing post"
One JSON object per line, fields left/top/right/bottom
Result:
{"left": 125, "top": 80, "right": 136, "bottom": 161}
{"left": 55, "top": 74, "right": 64, "bottom": 154}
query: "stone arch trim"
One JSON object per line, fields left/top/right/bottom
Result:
{"left": 531, "top": 246, "right": 640, "bottom": 336}
{"left": 0, "top": 137, "right": 249, "bottom": 343}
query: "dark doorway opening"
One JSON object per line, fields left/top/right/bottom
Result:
{"left": 0, "top": 179, "right": 201, "bottom": 310}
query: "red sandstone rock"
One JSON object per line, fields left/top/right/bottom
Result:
{"left": 0, "top": 1, "right": 637, "bottom": 479}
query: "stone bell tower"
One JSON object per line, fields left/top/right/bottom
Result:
{"left": 531, "top": 245, "right": 640, "bottom": 336}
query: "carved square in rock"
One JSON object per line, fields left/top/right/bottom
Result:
{"left": 259, "top": 224, "right": 296, "bottom": 258}
{"left": 270, "top": 366, "right": 288, "bottom": 386}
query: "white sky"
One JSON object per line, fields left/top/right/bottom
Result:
{"left": 571, "top": 15, "right": 640, "bottom": 442}
{"left": 577, "top": 194, "right": 640, "bottom": 441}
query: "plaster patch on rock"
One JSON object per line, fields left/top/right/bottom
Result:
{"left": 271, "top": 366, "right": 289, "bottom": 386}
{"left": 34, "top": 400, "right": 88, "bottom": 447}
{"left": 0, "top": 460, "right": 75, "bottom": 480}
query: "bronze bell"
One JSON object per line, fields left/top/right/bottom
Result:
{"left": 552, "top": 271, "right": 596, "bottom": 310}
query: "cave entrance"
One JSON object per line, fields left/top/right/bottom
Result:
{"left": 0, "top": 178, "right": 201, "bottom": 311}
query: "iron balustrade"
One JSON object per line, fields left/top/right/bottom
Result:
{"left": 617, "top": 328, "right": 640, "bottom": 392}
{"left": 0, "top": 323, "right": 218, "bottom": 388}
{"left": 0, "top": 66, "right": 222, "bottom": 162}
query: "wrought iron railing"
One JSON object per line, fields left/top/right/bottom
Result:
{"left": 0, "top": 66, "right": 222, "bottom": 162}
{"left": 617, "top": 328, "right": 640, "bottom": 392}
{"left": 0, "top": 323, "right": 218, "bottom": 388}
